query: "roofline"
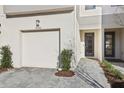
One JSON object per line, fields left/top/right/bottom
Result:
{"left": 6, "top": 7, "right": 74, "bottom": 18}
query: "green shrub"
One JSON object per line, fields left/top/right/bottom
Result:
{"left": 102, "top": 60, "right": 124, "bottom": 79}
{"left": 101, "top": 60, "right": 114, "bottom": 72}
{"left": 112, "top": 69, "right": 123, "bottom": 79}
{"left": 0, "top": 45, "right": 13, "bottom": 68}
{"left": 61, "top": 49, "right": 73, "bottom": 71}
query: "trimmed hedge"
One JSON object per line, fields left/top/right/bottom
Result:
{"left": 0, "top": 45, "right": 13, "bottom": 68}
{"left": 61, "top": 49, "right": 73, "bottom": 71}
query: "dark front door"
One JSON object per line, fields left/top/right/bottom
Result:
{"left": 85, "top": 33, "right": 94, "bottom": 56}
{"left": 105, "top": 32, "right": 115, "bottom": 57}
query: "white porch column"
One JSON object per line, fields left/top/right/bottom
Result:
{"left": 0, "top": 5, "right": 6, "bottom": 45}
{"left": 98, "top": 7, "right": 104, "bottom": 61}
{"left": 98, "top": 28, "right": 104, "bottom": 61}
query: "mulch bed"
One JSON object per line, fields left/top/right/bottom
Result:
{"left": 55, "top": 70, "right": 75, "bottom": 77}
{"left": 111, "top": 80, "right": 124, "bottom": 88}
{"left": 0, "top": 67, "right": 13, "bottom": 73}
{"left": 100, "top": 64, "right": 124, "bottom": 88}
{"left": 0, "top": 68, "right": 8, "bottom": 73}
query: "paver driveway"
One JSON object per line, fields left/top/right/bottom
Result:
{"left": 0, "top": 58, "right": 110, "bottom": 88}
{"left": 0, "top": 67, "right": 91, "bottom": 88}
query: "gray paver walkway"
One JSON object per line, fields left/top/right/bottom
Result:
{"left": 75, "top": 58, "right": 110, "bottom": 88}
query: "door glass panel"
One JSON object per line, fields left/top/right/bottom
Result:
{"left": 85, "top": 33, "right": 94, "bottom": 56}
{"left": 105, "top": 32, "right": 115, "bottom": 57}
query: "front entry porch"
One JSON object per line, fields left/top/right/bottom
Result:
{"left": 80, "top": 28, "right": 124, "bottom": 63}
{"left": 104, "top": 28, "right": 124, "bottom": 61}
{"left": 80, "top": 29, "right": 102, "bottom": 60}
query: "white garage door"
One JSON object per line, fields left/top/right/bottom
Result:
{"left": 22, "top": 31, "right": 59, "bottom": 68}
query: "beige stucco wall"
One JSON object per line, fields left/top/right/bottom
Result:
{"left": 102, "top": 14, "right": 124, "bottom": 29}
{"left": 0, "top": 12, "right": 75, "bottom": 68}
{"left": 102, "top": 5, "right": 124, "bottom": 15}
{"left": 79, "top": 15, "right": 102, "bottom": 30}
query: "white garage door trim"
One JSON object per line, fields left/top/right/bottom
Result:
{"left": 21, "top": 28, "right": 61, "bottom": 68}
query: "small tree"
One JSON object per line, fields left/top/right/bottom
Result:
{"left": 61, "top": 49, "right": 73, "bottom": 71}
{"left": 0, "top": 45, "right": 13, "bottom": 68}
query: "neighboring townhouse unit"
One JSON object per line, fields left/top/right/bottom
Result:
{"left": 0, "top": 5, "right": 79, "bottom": 69}
{"left": 77, "top": 5, "right": 124, "bottom": 61}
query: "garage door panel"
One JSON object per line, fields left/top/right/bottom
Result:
{"left": 22, "top": 31, "right": 59, "bottom": 68}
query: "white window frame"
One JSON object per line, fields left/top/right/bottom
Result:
{"left": 85, "top": 5, "right": 96, "bottom": 10}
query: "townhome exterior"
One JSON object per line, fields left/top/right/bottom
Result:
{"left": 0, "top": 5, "right": 124, "bottom": 69}
{"left": 0, "top": 5, "right": 79, "bottom": 69}
{"left": 77, "top": 5, "right": 124, "bottom": 62}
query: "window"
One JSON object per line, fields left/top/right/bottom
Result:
{"left": 85, "top": 5, "right": 96, "bottom": 10}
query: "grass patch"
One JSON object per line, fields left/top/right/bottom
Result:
{"left": 100, "top": 60, "right": 124, "bottom": 87}
{"left": 101, "top": 60, "right": 124, "bottom": 80}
